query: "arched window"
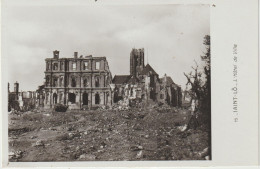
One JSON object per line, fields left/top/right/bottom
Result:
{"left": 95, "top": 76, "right": 100, "bottom": 87}
{"left": 95, "top": 93, "right": 100, "bottom": 104}
{"left": 83, "top": 62, "right": 89, "bottom": 70}
{"left": 53, "top": 77, "right": 58, "bottom": 87}
{"left": 83, "top": 78, "right": 88, "bottom": 87}
{"left": 53, "top": 93, "right": 57, "bottom": 104}
{"left": 53, "top": 63, "right": 58, "bottom": 70}
{"left": 71, "top": 76, "right": 77, "bottom": 87}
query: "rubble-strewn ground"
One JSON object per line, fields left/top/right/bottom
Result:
{"left": 8, "top": 104, "right": 210, "bottom": 161}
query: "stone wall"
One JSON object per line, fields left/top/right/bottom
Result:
{"left": 44, "top": 52, "right": 113, "bottom": 109}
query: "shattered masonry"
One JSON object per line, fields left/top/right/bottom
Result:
{"left": 113, "top": 48, "right": 182, "bottom": 107}
{"left": 8, "top": 48, "right": 182, "bottom": 111}
{"left": 43, "top": 51, "right": 113, "bottom": 109}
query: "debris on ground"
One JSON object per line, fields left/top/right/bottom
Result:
{"left": 136, "top": 150, "right": 143, "bottom": 159}
{"left": 34, "top": 140, "right": 45, "bottom": 147}
{"left": 178, "top": 124, "right": 188, "bottom": 132}
{"left": 9, "top": 150, "right": 23, "bottom": 160}
{"left": 8, "top": 105, "right": 210, "bottom": 161}
{"left": 79, "top": 154, "right": 96, "bottom": 160}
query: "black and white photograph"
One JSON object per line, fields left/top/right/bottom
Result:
{"left": 4, "top": 2, "right": 212, "bottom": 162}
{"left": 2, "top": 0, "right": 247, "bottom": 162}
{"left": 2, "top": 0, "right": 260, "bottom": 168}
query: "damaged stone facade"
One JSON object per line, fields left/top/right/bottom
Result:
{"left": 8, "top": 82, "right": 37, "bottom": 111}
{"left": 44, "top": 51, "right": 113, "bottom": 109}
{"left": 113, "top": 48, "right": 182, "bottom": 107}
{"left": 158, "top": 74, "right": 182, "bottom": 107}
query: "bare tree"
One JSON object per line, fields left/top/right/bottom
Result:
{"left": 184, "top": 35, "right": 211, "bottom": 159}
{"left": 184, "top": 35, "right": 211, "bottom": 128}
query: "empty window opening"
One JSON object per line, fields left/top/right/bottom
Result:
{"left": 95, "top": 93, "right": 100, "bottom": 104}
{"left": 71, "top": 77, "right": 77, "bottom": 87}
{"left": 83, "top": 62, "right": 89, "bottom": 70}
{"left": 83, "top": 78, "right": 88, "bottom": 87}
{"left": 46, "top": 76, "right": 50, "bottom": 86}
{"left": 72, "top": 62, "right": 77, "bottom": 70}
{"left": 60, "top": 76, "right": 64, "bottom": 87}
{"left": 53, "top": 77, "right": 58, "bottom": 87}
{"left": 59, "top": 93, "right": 63, "bottom": 103}
{"left": 96, "top": 61, "right": 100, "bottom": 70}
{"left": 130, "top": 88, "right": 133, "bottom": 96}
{"left": 53, "top": 93, "right": 57, "bottom": 104}
{"left": 53, "top": 63, "right": 58, "bottom": 70}
{"left": 68, "top": 93, "right": 76, "bottom": 104}
{"left": 82, "top": 93, "right": 88, "bottom": 105}
{"left": 61, "top": 62, "right": 64, "bottom": 70}
{"left": 95, "top": 76, "right": 100, "bottom": 87}
{"left": 160, "top": 94, "right": 164, "bottom": 99}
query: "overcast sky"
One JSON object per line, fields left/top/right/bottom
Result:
{"left": 3, "top": 3, "right": 210, "bottom": 91}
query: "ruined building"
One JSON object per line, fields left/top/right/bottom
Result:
{"left": 44, "top": 50, "right": 113, "bottom": 109}
{"left": 113, "top": 48, "right": 182, "bottom": 107}
{"left": 8, "top": 82, "right": 37, "bottom": 111}
{"left": 158, "top": 74, "right": 182, "bottom": 106}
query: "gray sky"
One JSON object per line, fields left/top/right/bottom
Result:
{"left": 3, "top": 3, "right": 210, "bottom": 91}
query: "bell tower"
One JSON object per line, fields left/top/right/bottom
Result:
{"left": 130, "top": 48, "right": 144, "bottom": 78}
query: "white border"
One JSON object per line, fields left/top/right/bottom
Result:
{"left": 1, "top": 0, "right": 259, "bottom": 168}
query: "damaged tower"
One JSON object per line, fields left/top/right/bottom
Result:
{"left": 130, "top": 48, "right": 145, "bottom": 78}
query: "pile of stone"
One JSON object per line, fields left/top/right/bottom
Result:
{"left": 9, "top": 150, "right": 23, "bottom": 160}
{"left": 97, "top": 105, "right": 111, "bottom": 111}
{"left": 155, "top": 104, "right": 174, "bottom": 113}
{"left": 112, "top": 98, "right": 130, "bottom": 111}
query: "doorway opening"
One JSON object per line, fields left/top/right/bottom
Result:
{"left": 83, "top": 93, "right": 88, "bottom": 105}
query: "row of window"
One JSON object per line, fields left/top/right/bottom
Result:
{"left": 46, "top": 92, "right": 101, "bottom": 105}
{"left": 46, "top": 61, "right": 101, "bottom": 71}
{"left": 46, "top": 76, "right": 103, "bottom": 87}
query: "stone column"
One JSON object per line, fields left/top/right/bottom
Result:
{"left": 66, "top": 92, "right": 69, "bottom": 105}
{"left": 100, "top": 92, "right": 104, "bottom": 105}
{"left": 56, "top": 92, "right": 59, "bottom": 104}
{"left": 92, "top": 92, "right": 95, "bottom": 105}
{"left": 76, "top": 92, "right": 80, "bottom": 106}
{"left": 79, "top": 90, "right": 82, "bottom": 109}
{"left": 50, "top": 92, "right": 53, "bottom": 108}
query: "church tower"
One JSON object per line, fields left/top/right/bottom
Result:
{"left": 130, "top": 48, "right": 145, "bottom": 78}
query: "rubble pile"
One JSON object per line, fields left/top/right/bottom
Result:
{"left": 112, "top": 98, "right": 130, "bottom": 111}
{"left": 8, "top": 105, "right": 210, "bottom": 161}
{"left": 9, "top": 150, "right": 23, "bottom": 160}
{"left": 154, "top": 103, "right": 177, "bottom": 113}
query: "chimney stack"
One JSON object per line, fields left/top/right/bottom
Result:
{"left": 53, "top": 50, "right": 59, "bottom": 59}
{"left": 14, "top": 81, "right": 19, "bottom": 100}
{"left": 74, "top": 52, "right": 78, "bottom": 59}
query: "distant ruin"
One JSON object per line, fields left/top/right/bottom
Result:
{"left": 43, "top": 51, "right": 113, "bottom": 109}
{"left": 113, "top": 48, "right": 182, "bottom": 107}
{"left": 8, "top": 48, "right": 182, "bottom": 111}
